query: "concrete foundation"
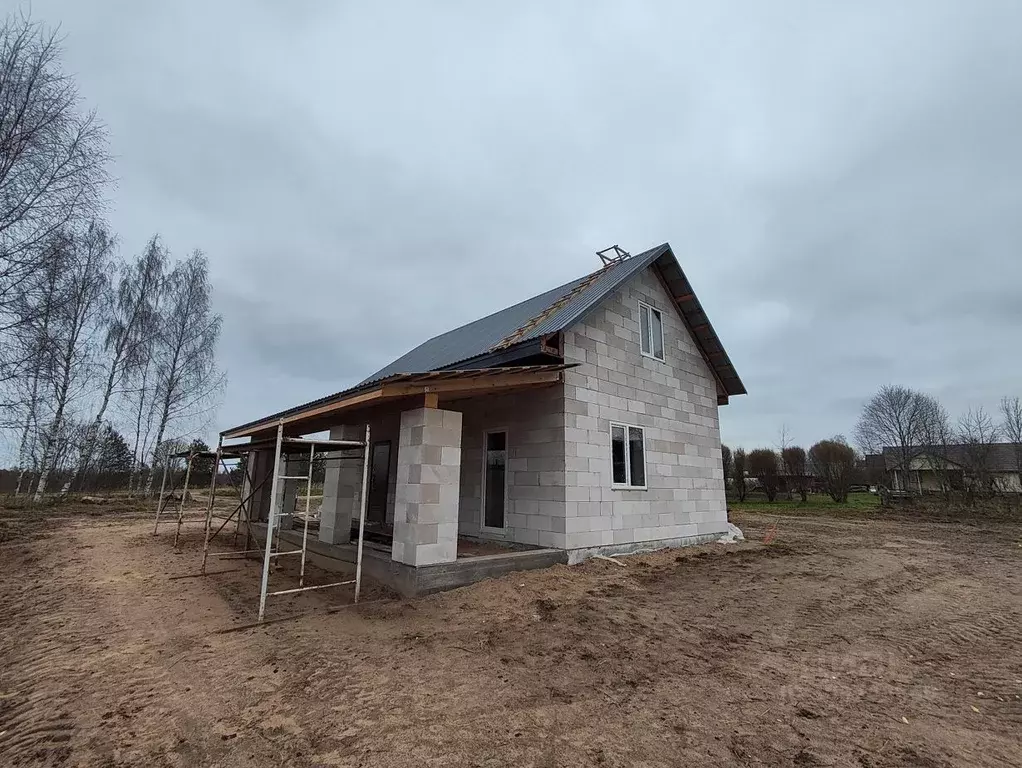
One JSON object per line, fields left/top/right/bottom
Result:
{"left": 247, "top": 523, "right": 566, "bottom": 597}
{"left": 565, "top": 531, "right": 727, "bottom": 565}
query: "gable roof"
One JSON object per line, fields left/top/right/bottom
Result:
{"left": 364, "top": 242, "right": 746, "bottom": 397}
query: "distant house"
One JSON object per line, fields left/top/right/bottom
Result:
{"left": 880, "top": 445, "right": 1022, "bottom": 493}
{"left": 222, "top": 242, "right": 746, "bottom": 594}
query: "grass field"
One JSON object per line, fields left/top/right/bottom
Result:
{"left": 729, "top": 491, "right": 881, "bottom": 516}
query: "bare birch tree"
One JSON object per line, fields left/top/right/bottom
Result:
{"left": 75, "top": 236, "right": 166, "bottom": 489}
{"left": 144, "top": 251, "right": 224, "bottom": 495}
{"left": 9, "top": 237, "right": 65, "bottom": 493}
{"left": 33, "top": 222, "right": 113, "bottom": 499}
{"left": 0, "top": 12, "right": 108, "bottom": 390}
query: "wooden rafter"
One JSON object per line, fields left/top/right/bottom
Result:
{"left": 222, "top": 366, "right": 572, "bottom": 439}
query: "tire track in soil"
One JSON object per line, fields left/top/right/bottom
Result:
{"left": 0, "top": 525, "right": 198, "bottom": 767}
{"left": 0, "top": 531, "right": 79, "bottom": 766}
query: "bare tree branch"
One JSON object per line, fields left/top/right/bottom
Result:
{"left": 32, "top": 221, "right": 113, "bottom": 499}
{"left": 143, "top": 250, "right": 224, "bottom": 496}
{"left": 0, "top": 10, "right": 109, "bottom": 417}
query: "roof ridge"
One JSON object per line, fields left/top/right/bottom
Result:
{"left": 489, "top": 260, "right": 617, "bottom": 351}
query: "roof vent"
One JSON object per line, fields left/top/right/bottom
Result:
{"left": 596, "top": 244, "right": 631, "bottom": 265}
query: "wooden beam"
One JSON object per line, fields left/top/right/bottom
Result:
{"left": 383, "top": 370, "right": 563, "bottom": 398}
{"left": 224, "top": 367, "right": 569, "bottom": 439}
{"left": 221, "top": 387, "right": 386, "bottom": 439}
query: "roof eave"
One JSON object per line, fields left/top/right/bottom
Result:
{"left": 651, "top": 246, "right": 746, "bottom": 398}
{"left": 220, "top": 364, "right": 575, "bottom": 440}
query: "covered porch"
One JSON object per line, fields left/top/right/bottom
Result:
{"left": 222, "top": 365, "right": 572, "bottom": 595}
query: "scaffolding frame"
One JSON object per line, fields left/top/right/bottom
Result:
{"left": 152, "top": 446, "right": 244, "bottom": 548}
{"left": 254, "top": 422, "right": 371, "bottom": 622}
{"left": 198, "top": 439, "right": 271, "bottom": 570}
{"left": 154, "top": 425, "right": 371, "bottom": 623}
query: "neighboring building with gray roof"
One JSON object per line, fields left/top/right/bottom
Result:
{"left": 224, "top": 242, "right": 746, "bottom": 594}
{"left": 880, "top": 444, "right": 1022, "bottom": 493}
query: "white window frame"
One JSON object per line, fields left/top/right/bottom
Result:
{"left": 480, "top": 427, "right": 509, "bottom": 535}
{"left": 610, "top": 422, "right": 648, "bottom": 490}
{"left": 638, "top": 300, "right": 665, "bottom": 362}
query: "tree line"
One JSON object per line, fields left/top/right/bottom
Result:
{"left": 722, "top": 438, "right": 858, "bottom": 504}
{"left": 724, "top": 384, "right": 1022, "bottom": 505}
{"left": 0, "top": 13, "right": 223, "bottom": 498}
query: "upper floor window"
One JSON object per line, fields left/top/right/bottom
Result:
{"left": 638, "top": 301, "right": 665, "bottom": 361}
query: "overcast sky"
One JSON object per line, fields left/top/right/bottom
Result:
{"left": 24, "top": 0, "right": 1022, "bottom": 450}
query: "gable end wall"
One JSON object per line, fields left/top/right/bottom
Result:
{"left": 560, "top": 265, "right": 728, "bottom": 549}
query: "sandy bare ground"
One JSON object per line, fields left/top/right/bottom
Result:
{"left": 0, "top": 503, "right": 1020, "bottom": 767}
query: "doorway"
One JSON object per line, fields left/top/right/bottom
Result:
{"left": 367, "top": 441, "right": 391, "bottom": 524}
{"left": 481, "top": 430, "right": 507, "bottom": 532}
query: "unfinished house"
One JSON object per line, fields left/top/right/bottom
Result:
{"left": 222, "top": 243, "right": 746, "bottom": 595}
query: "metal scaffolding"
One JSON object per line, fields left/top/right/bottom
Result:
{"left": 154, "top": 424, "right": 371, "bottom": 623}
{"left": 253, "top": 422, "right": 371, "bottom": 622}
{"left": 153, "top": 446, "right": 244, "bottom": 548}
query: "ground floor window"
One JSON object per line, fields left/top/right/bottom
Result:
{"left": 611, "top": 423, "right": 646, "bottom": 488}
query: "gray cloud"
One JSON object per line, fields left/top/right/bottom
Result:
{"left": 29, "top": 0, "right": 1022, "bottom": 449}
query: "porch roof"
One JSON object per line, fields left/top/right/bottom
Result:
{"left": 221, "top": 364, "right": 574, "bottom": 440}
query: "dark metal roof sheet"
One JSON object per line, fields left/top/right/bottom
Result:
{"left": 361, "top": 244, "right": 670, "bottom": 383}
{"left": 360, "top": 278, "right": 589, "bottom": 383}
{"left": 361, "top": 242, "right": 745, "bottom": 397}
{"left": 224, "top": 242, "right": 747, "bottom": 438}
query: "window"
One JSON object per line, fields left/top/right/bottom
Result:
{"left": 611, "top": 423, "right": 647, "bottom": 488}
{"left": 638, "top": 301, "right": 665, "bottom": 361}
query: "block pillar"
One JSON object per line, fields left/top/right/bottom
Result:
{"left": 392, "top": 407, "right": 462, "bottom": 566}
{"left": 319, "top": 425, "right": 364, "bottom": 545}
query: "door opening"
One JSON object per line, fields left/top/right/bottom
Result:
{"left": 482, "top": 430, "right": 507, "bottom": 531}
{"left": 367, "top": 441, "right": 391, "bottom": 525}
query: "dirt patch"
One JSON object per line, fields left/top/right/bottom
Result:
{"left": 456, "top": 537, "right": 533, "bottom": 557}
{"left": 0, "top": 501, "right": 1020, "bottom": 766}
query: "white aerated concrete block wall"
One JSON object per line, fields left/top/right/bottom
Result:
{"left": 561, "top": 266, "right": 729, "bottom": 550}
{"left": 392, "top": 408, "right": 463, "bottom": 566}
{"left": 457, "top": 386, "right": 566, "bottom": 548}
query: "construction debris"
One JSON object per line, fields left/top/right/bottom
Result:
{"left": 718, "top": 522, "right": 745, "bottom": 544}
